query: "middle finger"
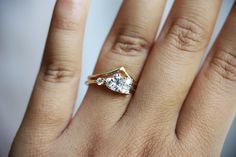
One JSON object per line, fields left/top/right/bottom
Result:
{"left": 127, "top": 0, "right": 222, "bottom": 134}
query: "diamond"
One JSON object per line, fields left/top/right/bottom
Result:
{"left": 96, "top": 77, "right": 105, "bottom": 85}
{"left": 120, "top": 77, "right": 133, "bottom": 94}
{"left": 105, "top": 74, "right": 123, "bottom": 92}
{"left": 105, "top": 74, "right": 133, "bottom": 94}
{"left": 87, "top": 67, "right": 135, "bottom": 95}
{"left": 124, "top": 77, "right": 133, "bottom": 85}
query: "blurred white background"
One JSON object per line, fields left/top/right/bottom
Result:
{"left": 0, "top": 0, "right": 235, "bottom": 156}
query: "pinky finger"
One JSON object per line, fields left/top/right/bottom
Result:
{"left": 13, "top": 0, "right": 89, "bottom": 143}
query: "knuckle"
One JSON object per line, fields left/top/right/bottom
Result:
{"left": 210, "top": 48, "right": 236, "bottom": 82}
{"left": 52, "top": 17, "right": 80, "bottom": 31}
{"left": 166, "top": 17, "right": 206, "bottom": 52}
{"left": 111, "top": 34, "right": 150, "bottom": 56}
{"left": 41, "top": 63, "right": 78, "bottom": 83}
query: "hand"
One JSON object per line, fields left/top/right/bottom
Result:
{"left": 10, "top": 0, "right": 236, "bottom": 157}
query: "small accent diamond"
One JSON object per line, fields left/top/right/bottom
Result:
{"left": 96, "top": 78, "right": 105, "bottom": 85}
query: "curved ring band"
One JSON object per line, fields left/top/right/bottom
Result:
{"left": 86, "top": 67, "right": 136, "bottom": 95}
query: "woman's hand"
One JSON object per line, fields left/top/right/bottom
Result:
{"left": 10, "top": 0, "right": 236, "bottom": 156}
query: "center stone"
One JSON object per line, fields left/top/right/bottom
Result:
{"left": 105, "top": 73, "right": 132, "bottom": 94}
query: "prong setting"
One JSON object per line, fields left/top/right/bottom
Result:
{"left": 87, "top": 67, "right": 135, "bottom": 95}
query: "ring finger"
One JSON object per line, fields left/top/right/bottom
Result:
{"left": 72, "top": 0, "right": 167, "bottom": 130}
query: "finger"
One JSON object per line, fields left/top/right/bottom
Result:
{"left": 127, "top": 0, "right": 222, "bottom": 133}
{"left": 177, "top": 4, "right": 236, "bottom": 154}
{"left": 72, "top": 0, "right": 167, "bottom": 130}
{"left": 18, "top": 0, "right": 89, "bottom": 140}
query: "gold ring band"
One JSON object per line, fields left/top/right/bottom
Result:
{"left": 86, "top": 67, "right": 136, "bottom": 95}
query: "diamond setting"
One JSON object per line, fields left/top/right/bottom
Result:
{"left": 86, "top": 67, "right": 135, "bottom": 95}
{"left": 105, "top": 73, "right": 133, "bottom": 94}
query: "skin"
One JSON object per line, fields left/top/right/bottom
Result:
{"left": 9, "top": 0, "right": 236, "bottom": 156}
